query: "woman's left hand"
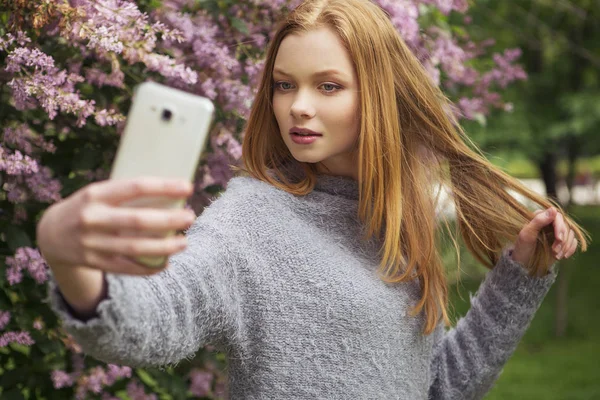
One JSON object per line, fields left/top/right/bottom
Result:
{"left": 511, "top": 207, "right": 578, "bottom": 266}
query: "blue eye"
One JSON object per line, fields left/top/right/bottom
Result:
{"left": 275, "top": 81, "right": 293, "bottom": 91}
{"left": 320, "top": 83, "right": 341, "bottom": 93}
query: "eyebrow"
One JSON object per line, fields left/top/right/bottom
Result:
{"left": 273, "top": 68, "right": 348, "bottom": 79}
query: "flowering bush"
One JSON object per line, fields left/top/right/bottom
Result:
{"left": 0, "top": 0, "right": 526, "bottom": 398}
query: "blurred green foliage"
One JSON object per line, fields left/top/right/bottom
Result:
{"left": 447, "top": 205, "right": 600, "bottom": 400}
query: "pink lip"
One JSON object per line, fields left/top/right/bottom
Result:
{"left": 290, "top": 127, "right": 322, "bottom": 136}
{"left": 289, "top": 127, "right": 322, "bottom": 145}
{"left": 290, "top": 134, "right": 320, "bottom": 145}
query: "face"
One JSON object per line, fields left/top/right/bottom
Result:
{"left": 272, "top": 26, "right": 360, "bottom": 179}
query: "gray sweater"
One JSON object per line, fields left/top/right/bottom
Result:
{"left": 48, "top": 173, "right": 557, "bottom": 399}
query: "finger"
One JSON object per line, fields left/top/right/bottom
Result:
{"left": 559, "top": 229, "right": 575, "bottom": 259}
{"left": 82, "top": 233, "right": 188, "bottom": 258}
{"left": 533, "top": 209, "right": 544, "bottom": 216}
{"left": 520, "top": 207, "right": 557, "bottom": 243}
{"left": 81, "top": 177, "right": 193, "bottom": 205}
{"left": 81, "top": 204, "right": 196, "bottom": 233}
{"left": 565, "top": 235, "right": 578, "bottom": 259}
{"left": 84, "top": 251, "right": 168, "bottom": 276}
{"left": 553, "top": 212, "right": 567, "bottom": 242}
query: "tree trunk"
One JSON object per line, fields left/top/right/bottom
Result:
{"left": 565, "top": 135, "right": 580, "bottom": 208}
{"left": 536, "top": 150, "right": 570, "bottom": 337}
{"left": 538, "top": 150, "right": 559, "bottom": 203}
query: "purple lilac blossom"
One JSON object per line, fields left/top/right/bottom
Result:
{"left": 126, "top": 380, "right": 158, "bottom": 400}
{"left": 0, "top": 331, "right": 35, "bottom": 347}
{"left": 51, "top": 370, "right": 75, "bottom": 389}
{"left": 189, "top": 369, "right": 214, "bottom": 397}
{"left": 0, "top": 311, "right": 11, "bottom": 330}
{"left": 5, "top": 247, "right": 49, "bottom": 285}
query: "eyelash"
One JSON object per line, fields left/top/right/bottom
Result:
{"left": 273, "top": 81, "right": 342, "bottom": 94}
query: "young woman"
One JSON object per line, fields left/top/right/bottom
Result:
{"left": 39, "top": 0, "right": 587, "bottom": 398}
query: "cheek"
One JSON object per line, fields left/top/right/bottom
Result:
{"left": 329, "top": 96, "right": 359, "bottom": 135}
{"left": 272, "top": 96, "right": 286, "bottom": 126}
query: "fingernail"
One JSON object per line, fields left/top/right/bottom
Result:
{"left": 557, "top": 251, "right": 563, "bottom": 259}
{"left": 546, "top": 208, "right": 553, "bottom": 217}
{"left": 556, "top": 244, "right": 562, "bottom": 253}
{"left": 559, "top": 232, "right": 564, "bottom": 241}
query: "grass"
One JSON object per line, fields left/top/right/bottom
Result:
{"left": 446, "top": 205, "right": 600, "bottom": 400}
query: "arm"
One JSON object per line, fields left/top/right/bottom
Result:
{"left": 47, "top": 219, "right": 247, "bottom": 368}
{"left": 428, "top": 249, "right": 557, "bottom": 400}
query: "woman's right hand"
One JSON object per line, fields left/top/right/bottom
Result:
{"left": 37, "top": 177, "right": 197, "bottom": 276}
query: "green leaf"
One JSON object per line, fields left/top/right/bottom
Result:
{"left": 4, "top": 227, "right": 32, "bottom": 252}
{"left": 136, "top": 369, "right": 158, "bottom": 389}
{"left": 36, "top": 338, "right": 63, "bottom": 355}
{"left": 72, "top": 145, "right": 102, "bottom": 171}
{"left": 1, "top": 388, "right": 25, "bottom": 400}
{"left": 9, "top": 343, "right": 31, "bottom": 356}
{"left": 231, "top": 18, "right": 249, "bottom": 35}
{"left": 0, "top": 367, "right": 27, "bottom": 390}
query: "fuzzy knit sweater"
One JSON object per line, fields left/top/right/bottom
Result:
{"left": 48, "top": 173, "right": 557, "bottom": 399}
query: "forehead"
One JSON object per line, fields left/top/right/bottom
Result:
{"left": 274, "top": 26, "right": 356, "bottom": 80}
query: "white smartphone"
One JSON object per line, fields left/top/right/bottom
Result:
{"left": 109, "top": 81, "right": 215, "bottom": 268}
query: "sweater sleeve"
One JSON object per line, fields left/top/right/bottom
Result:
{"left": 428, "top": 249, "right": 558, "bottom": 400}
{"left": 46, "top": 216, "right": 248, "bottom": 368}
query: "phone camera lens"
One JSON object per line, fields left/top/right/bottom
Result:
{"left": 161, "top": 109, "right": 173, "bottom": 122}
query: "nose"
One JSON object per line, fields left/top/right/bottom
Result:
{"left": 290, "top": 91, "right": 316, "bottom": 119}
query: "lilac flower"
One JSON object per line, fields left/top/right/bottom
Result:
{"left": 6, "top": 184, "right": 29, "bottom": 203}
{"left": 101, "top": 395, "right": 121, "bottom": 400}
{"left": 3, "top": 124, "right": 57, "bottom": 155}
{"left": 85, "top": 366, "right": 107, "bottom": 394}
{"left": 33, "top": 318, "right": 44, "bottom": 330}
{"left": 214, "top": 129, "right": 243, "bottom": 160}
{"left": 202, "top": 152, "right": 234, "bottom": 189}
{"left": 4, "top": 47, "right": 56, "bottom": 73}
{"left": 458, "top": 97, "right": 486, "bottom": 119}
{"left": 5, "top": 47, "right": 96, "bottom": 124}
{"left": 419, "top": 0, "right": 469, "bottom": 15}
{"left": 0, "top": 331, "right": 35, "bottom": 347}
{"left": 126, "top": 380, "right": 158, "bottom": 400}
{"left": 189, "top": 369, "right": 214, "bottom": 397}
{"left": 85, "top": 67, "right": 125, "bottom": 88}
{"left": 245, "top": 59, "right": 266, "bottom": 88}
{"left": 106, "top": 364, "right": 133, "bottom": 384}
{"left": 143, "top": 53, "right": 198, "bottom": 84}
{"left": 200, "top": 78, "right": 218, "bottom": 100}
{"left": 376, "top": 0, "right": 421, "bottom": 46}
{"left": 12, "top": 206, "right": 28, "bottom": 224}
{"left": 94, "top": 109, "right": 126, "bottom": 126}
{"left": 5, "top": 265, "right": 23, "bottom": 286}
{"left": 86, "top": 25, "right": 125, "bottom": 53}
{"left": 0, "top": 148, "right": 40, "bottom": 175}
{"left": 0, "top": 311, "right": 11, "bottom": 330}
{"left": 5, "top": 247, "right": 49, "bottom": 285}
{"left": 0, "top": 31, "right": 31, "bottom": 51}
{"left": 24, "top": 165, "right": 63, "bottom": 203}
{"left": 51, "top": 370, "right": 75, "bottom": 389}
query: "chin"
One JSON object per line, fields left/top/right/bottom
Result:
{"left": 289, "top": 152, "right": 325, "bottom": 164}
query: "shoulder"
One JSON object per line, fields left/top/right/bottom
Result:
{"left": 199, "top": 175, "right": 294, "bottom": 224}
{"left": 218, "top": 175, "right": 291, "bottom": 204}
{"left": 224, "top": 175, "right": 280, "bottom": 198}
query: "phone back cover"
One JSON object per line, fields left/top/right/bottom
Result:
{"left": 110, "top": 82, "right": 214, "bottom": 209}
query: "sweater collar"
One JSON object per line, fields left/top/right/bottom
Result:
{"left": 313, "top": 174, "right": 359, "bottom": 201}
{"left": 274, "top": 161, "right": 359, "bottom": 201}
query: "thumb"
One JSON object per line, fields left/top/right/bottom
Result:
{"left": 521, "top": 207, "right": 557, "bottom": 242}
